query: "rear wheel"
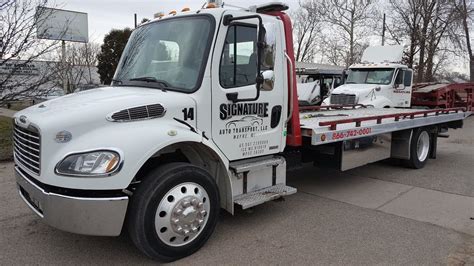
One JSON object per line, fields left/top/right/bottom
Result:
{"left": 127, "top": 163, "right": 219, "bottom": 262}
{"left": 405, "top": 128, "right": 431, "bottom": 169}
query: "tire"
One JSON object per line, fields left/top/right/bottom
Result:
{"left": 127, "top": 162, "right": 220, "bottom": 262}
{"left": 405, "top": 128, "right": 431, "bottom": 169}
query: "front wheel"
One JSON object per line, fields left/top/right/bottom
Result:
{"left": 405, "top": 128, "right": 431, "bottom": 169}
{"left": 127, "top": 163, "right": 220, "bottom": 262}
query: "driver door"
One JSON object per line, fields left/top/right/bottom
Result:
{"left": 211, "top": 11, "right": 286, "bottom": 161}
{"left": 393, "top": 68, "right": 413, "bottom": 107}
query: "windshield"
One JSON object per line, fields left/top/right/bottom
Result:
{"left": 113, "top": 15, "right": 214, "bottom": 92}
{"left": 346, "top": 68, "right": 395, "bottom": 85}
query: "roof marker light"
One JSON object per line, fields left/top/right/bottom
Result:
{"left": 169, "top": 10, "right": 177, "bottom": 15}
{"left": 182, "top": 7, "right": 190, "bottom": 12}
{"left": 206, "top": 0, "right": 222, "bottom": 8}
{"left": 154, "top": 11, "right": 165, "bottom": 19}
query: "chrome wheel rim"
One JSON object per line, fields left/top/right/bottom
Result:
{"left": 155, "top": 182, "right": 210, "bottom": 247}
{"left": 416, "top": 131, "right": 430, "bottom": 162}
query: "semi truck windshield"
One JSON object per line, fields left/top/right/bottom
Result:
{"left": 113, "top": 16, "right": 214, "bottom": 92}
{"left": 346, "top": 68, "right": 395, "bottom": 85}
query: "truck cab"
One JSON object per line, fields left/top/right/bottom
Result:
{"left": 13, "top": 2, "right": 297, "bottom": 261}
{"left": 323, "top": 45, "right": 414, "bottom": 108}
{"left": 296, "top": 62, "right": 345, "bottom": 105}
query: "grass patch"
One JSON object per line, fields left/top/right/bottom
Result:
{"left": 0, "top": 116, "right": 13, "bottom": 161}
{"left": 2, "top": 101, "right": 33, "bottom": 111}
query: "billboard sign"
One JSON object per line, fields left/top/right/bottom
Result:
{"left": 36, "top": 7, "right": 89, "bottom": 43}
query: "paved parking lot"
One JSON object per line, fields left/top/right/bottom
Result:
{"left": 0, "top": 117, "right": 473, "bottom": 265}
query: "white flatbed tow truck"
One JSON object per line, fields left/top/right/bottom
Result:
{"left": 12, "top": 1, "right": 471, "bottom": 262}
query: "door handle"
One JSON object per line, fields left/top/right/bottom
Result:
{"left": 271, "top": 105, "right": 282, "bottom": 129}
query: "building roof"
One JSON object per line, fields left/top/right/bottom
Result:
{"left": 295, "top": 62, "right": 345, "bottom": 75}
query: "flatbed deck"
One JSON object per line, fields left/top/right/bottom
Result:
{"left": 298, "top": 107, "right": 470, "bottom": 145}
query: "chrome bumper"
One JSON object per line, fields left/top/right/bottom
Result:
{"left": 15, "top": 166, "right": 129, "bottom": 236}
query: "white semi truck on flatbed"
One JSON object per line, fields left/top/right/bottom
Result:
{"left": 322, "top": 45, "right": 414, "bottom": 108}
{"left": 13, "top": 2, "right": 471, "bottom": 262}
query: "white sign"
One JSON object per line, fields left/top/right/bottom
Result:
{"left": 0, "top": 62, "right": 40, "bottom": 76}
{"left": 36, "top": 7, "right": 89, "bottom": 43}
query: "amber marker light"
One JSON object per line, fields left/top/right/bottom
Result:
{"left": 106, "top": 156, "right": 119, "bottom": 173}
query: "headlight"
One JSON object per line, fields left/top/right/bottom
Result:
{"left": 56, "top": 150, "right": 121, "bottom": 176}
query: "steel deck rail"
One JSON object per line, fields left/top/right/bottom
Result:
{"left": 318, "top": 108, "right": 466, "bottom": 130}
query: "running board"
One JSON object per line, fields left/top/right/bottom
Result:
{"left": 233, "top": 184, "right": 297, "bottom": 210}
{"left": 229, "top": 156, "right": 285, "bottom": 174}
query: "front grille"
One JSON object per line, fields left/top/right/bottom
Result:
{"left": 330, "top": 94, "right": 357, "bottom": 105}
{"left": 109, "top": 104, "right": 166, "bottom": 122}
{"left": 13, "top": 124, "right": 41, "bottom": 175}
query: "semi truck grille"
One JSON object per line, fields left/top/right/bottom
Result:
{"left": 330, "top": 94, "right": 356, "bottom": 105}
{"left": 109, "top": 104, "right": 166, "bottom": 122}
{"left": 13, "top": 124, "right": 41, "bottom": 175}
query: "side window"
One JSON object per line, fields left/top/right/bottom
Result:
{"left": 395, "top": 69, "right": 404, "bottom": 85}
{"left": 220, "top": 25, "right": 257, "bottom": 88}
{"left": 404, "top": 69, "right": 413, "bottom": 86}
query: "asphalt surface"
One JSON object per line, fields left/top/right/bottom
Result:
{"left": 0, "top": 117, "right": 473, "bottom": 265}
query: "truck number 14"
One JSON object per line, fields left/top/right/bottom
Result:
{"left": 182, "top": 108, "right": 194, "bottom": 121}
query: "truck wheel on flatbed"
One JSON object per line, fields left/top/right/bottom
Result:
{"left": 127, "top": 163, "right": 220, "bottom": 262}
{"left": 405, "top": 128, "right": 431, "bottom": 169}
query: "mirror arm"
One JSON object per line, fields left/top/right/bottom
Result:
{"left": 285, "top": 52, "right": 294, "bottom": 124}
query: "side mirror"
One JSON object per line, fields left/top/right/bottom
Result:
{"left": 394, "top": 70, "right": 403, "bottom": 88}
{"left": 261, "top": 70, "right": 274, "bottom": 91}
{"left": 257, "top": 22, "right": 276, "bottom": 91}
{"left": 256, "top": 25, "right": 267, "bottom": 91}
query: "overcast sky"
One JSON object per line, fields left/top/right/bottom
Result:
{"left": 59, "top": 0, "right": 300, "bottom": 43}
{"left": 55, "top": 0, "right": 468, "bottom": 74}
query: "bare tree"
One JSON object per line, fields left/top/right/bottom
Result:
{"left": 452, "top": 0, "right": 474, "bottom": 81}
{"left": 53, "top": 42, "right": 100, "bottom": 93}
{"left": 388, "top": 0, "right": 459, "bottom": 82}
{"left": 314, "top": 0, "right": 376, "bottom": 67}
{"left": 321, "top": 37, "right": 346, "bottom": 66}
{"left": 292, "top": 0, "right": 322, "bottom": 62}
{"left": 414, "top": 1, "right": 455, "bottom": 82}
{"left": 0, "top": 0, "right": 60, "bottom": 105}
{"left": 387, "top": 0, "right": 422, "bottom": 69}
{"left": 423, "top": 2, "right": 457, "bottom": 82}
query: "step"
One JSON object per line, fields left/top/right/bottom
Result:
{"left": 234, "top": 184, "right": 297, "bottom": 209}
{"left": 230, "top": 156, "right": 285, "bottom": 174}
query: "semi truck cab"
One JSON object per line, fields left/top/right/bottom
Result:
{"left": 323, "top": 45, "right": 414, "bottom": 108}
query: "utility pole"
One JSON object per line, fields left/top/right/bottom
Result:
{"left": 85, "top": 43, "right": 92, "bottom": 84}
{"left": 382, "top": 13, "right": 386, "bottom": 46}
{"left": 134, "top": 13, "right": 137, "bottom": 28}
{"left": 62, "top": 40, "right": 67, "bottom": 93}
